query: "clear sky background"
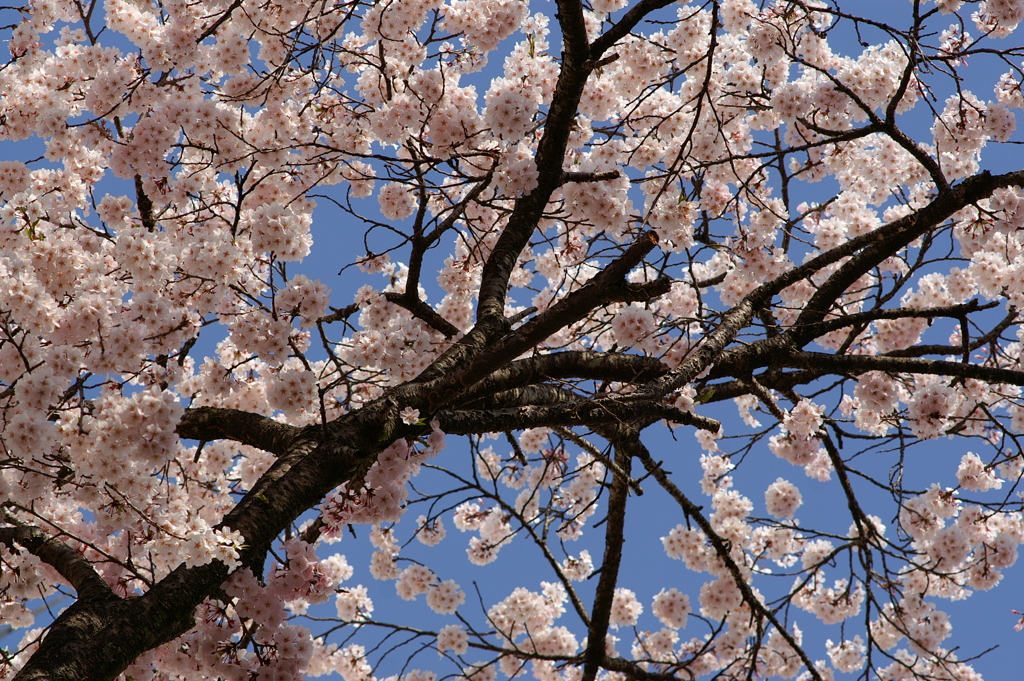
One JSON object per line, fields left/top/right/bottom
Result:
{"left": 2, "top": 0, "right": 1024, "bottom": 678}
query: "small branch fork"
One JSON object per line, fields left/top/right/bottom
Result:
{"left": 553, "top": 426, "right": 644, "bottom": 496}
{"left": 632, "top": 446, "right": 825, "bottom": 681}
{"left": 743, "top": 378, "right": 876, "bottom": 542}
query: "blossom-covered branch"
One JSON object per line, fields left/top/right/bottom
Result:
{"left": 4, "top": 0, "right": 1024, "bottom": 680}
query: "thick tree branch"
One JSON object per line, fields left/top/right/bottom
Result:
{"left": 17, "top": 421, "right": 341, "bottom": 681}
{"left": 579, "top": 427, "right": 635, "bottom": 681}
{"left": 134, "top": 175, "right": 155, "bottom": 232}
{"left": 0, "top": 525, "right": 113, "bottom": 603}
{"left": 317, "top": 303, "right": 359, "bottom": 325}
{"left": 383, "top": 291, "right": 461, "bottom": 338}
{"left": 474, "top": 0, "right": 592, "bottom": 323}
{"left": 794, "top": 169, "right": 1024, "bottom": 331}
{"left": 639, "top": 298, "right": 758, "bottom": 398}
{"left": 436, "top": 399, "right": 719, "bottom": 435}
{"left": 454, "top": 351, "right": 667, "bottom": 405}
{"left": 459, "top": 384, "right": 582, "bottom": 410}
{"left": 559, "top": 170, "right": 621, "bottom": 185}
{"left": 176, "top": 406, "right": 307, "bottom": 457}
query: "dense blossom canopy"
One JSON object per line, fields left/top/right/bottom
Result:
{"left": 3, "top": 0, "right": 1024, "bottom": 680}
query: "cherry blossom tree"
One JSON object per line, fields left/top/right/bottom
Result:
{"left": 4, "top": 0, "right": 1024, "bottom": 679}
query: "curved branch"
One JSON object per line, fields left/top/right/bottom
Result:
{"left": 590, "top": 0, "right": 678, "bottom": 56}
{"left": 645, "top": 170, "right": 1024, "bottom": 398}
{"left": 196, "top": 0, "right": 244, "bottom": 42}
{"left": 403, "top": 173, "right": 494, "bottom": 332}
{"left": 554, "top": 426, "right": 644, "bottom": 496}
{"left": 176, "top": 406, "right": 307, "bottom": 456}
{"left": 383, "top": 291, "right": 461, "bottom": 338}
{"left": 884, "top": 305, "right": 1019, "bottom": 358}
{"left": 0, "top": 525, "right": 114, "bottom": 603}
{"left": 791, "top": 299, "right": 996, "bottom": 339}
